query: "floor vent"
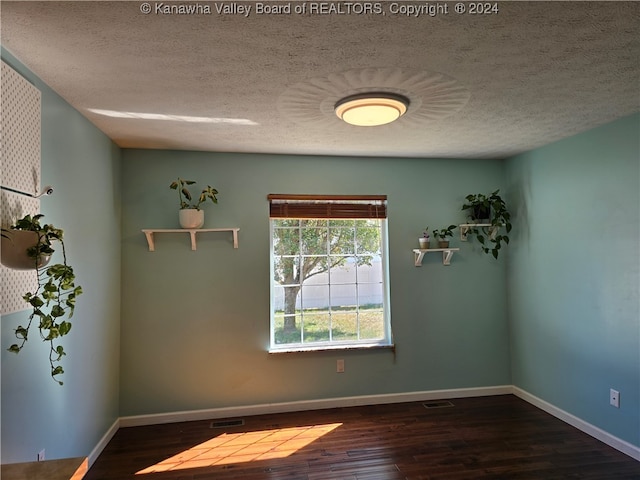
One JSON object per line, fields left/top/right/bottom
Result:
{"left": 210, "top": 419, "right": 245, "bottom": 428}
{"left": 423, "top": 400, "right": 454, "bottom": 409}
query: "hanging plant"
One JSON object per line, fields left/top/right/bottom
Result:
{"left": 2, "top": 214, "right": 83, "bottom": 385}
{"left": 461, "top": 190, "right": 512, "bottom": 259}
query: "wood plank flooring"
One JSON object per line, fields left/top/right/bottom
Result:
{"left": 84, "top": 395, "right": 640, "bottom": 479}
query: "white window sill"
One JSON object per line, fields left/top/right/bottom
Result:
{"left": 268, "top": 343, "right": 395, "bottom": 354}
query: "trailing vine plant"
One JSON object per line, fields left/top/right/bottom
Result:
{"left": 461, "top": 189, "right": 512, "bottom": 259}
{"left": 5, "top": 214, "right": 83, "bottom": 384}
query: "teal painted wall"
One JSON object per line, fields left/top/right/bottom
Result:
{"left": 506, "top": 113, "right": 640, "bottom": 447}
{"left": 4, "top": 46, "right": 636, "bottom": 463}
{"left": 0, "top": 50, "right": 122, "bottom": 463}
{"left": 119, "top": 151, "right": 511, "bottom": 415}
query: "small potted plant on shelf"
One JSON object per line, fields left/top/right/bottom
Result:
{"left": 418, "top": 227, "right": 430, "bottom": 249}
{"left": 170, "top": 177, "right": 219, "bottom": 229}
{"left": 1, "top": 214, "right": 83, "bottom": 385}
{"left": 432, "top": 225, "right": 457, "bottom": 248}
{"left": 461, "top": 189, "right": 512, "bottom": 259}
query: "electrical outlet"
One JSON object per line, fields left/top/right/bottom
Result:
{"left": 336, "top": 359, "right": 345, "bottom": 373}
{"left": 37, "top": 449, "right": 45, "bottom": 461}
{"left": 610, "top": 388, "right": 620, "bottom": 408}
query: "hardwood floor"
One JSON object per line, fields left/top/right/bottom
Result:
{"left": 85, "top": 395, "right": 640, "bottom": 479}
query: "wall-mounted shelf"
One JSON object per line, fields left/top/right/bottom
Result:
{"left": 142, "top": 228, "right": 239, "bottom": 251}
{"left": 459, "top": 224, "right": 502, "bottom": 241}
{"left": 413, "top": 248, "right": 460, "bottom": 266}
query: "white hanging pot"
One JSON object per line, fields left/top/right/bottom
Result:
{"left": 179, "top": 209, "right": 204, "bottom": 229}
{"left": 1, "top": 230, "right": 52, "bottom": 270}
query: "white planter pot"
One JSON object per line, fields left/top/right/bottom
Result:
{"left": 418, "top": 237, "right": 430, "bottom": 249}
{"left": 179, "top": 209, "right": 204, "bottom": 229}
{"left": 1, "top": 230, "right": 52, "bottom": 270}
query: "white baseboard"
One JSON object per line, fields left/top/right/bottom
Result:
{"left": 87, "top": 418, "right": 119, "bottom": 467}
{"left": 119, "top": 385, "right": 512, "bottom": 428}
{"left": 512, "top": 386, "right": 640, "bottom": 461}
{"left": 89, "top": 385, "right": 638, "bottom": 468}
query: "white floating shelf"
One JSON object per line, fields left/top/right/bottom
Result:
{"left": 142, "top": 228, "right": 239, "bottom": 251}
{"left": 413, "top": 248, "right": 460, "bottom": 266}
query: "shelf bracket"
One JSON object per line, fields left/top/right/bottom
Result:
{"left": 442, "top": 249, "right": 455, "bottom": 266}
{"left": 142, "top": 228, "right": 240, "bottom": 252}
{"left": 413, "top": 248, "right": 460, "bottom": 266}
{"left": 459, "top": 224, "right": 501, "bottom": 241}
{"left": 143, "top": 230, "right": 156, "bottom": 252}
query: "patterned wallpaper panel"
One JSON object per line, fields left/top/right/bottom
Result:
{"left": 1, "top": 60, "right": 42, "bottom": 315}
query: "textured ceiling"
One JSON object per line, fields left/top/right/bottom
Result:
{"left": 1, "top": 1, "right": 639, "bottom": 158}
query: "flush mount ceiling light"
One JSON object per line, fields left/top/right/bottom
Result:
{"left": 334, "top": 93, "right": 409, "bottom": 126}
{"left": 278, "top": 67, "right": 470, "bottom": 129}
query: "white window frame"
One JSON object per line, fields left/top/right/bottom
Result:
{"left": 268, "top": 196, "right": 392, "bottom": 353}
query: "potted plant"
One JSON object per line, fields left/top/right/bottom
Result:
{"left": 2, "top": 214, "right": 83, "bottom": 385}
{"left": 1, "top": 226, "right": 52, "bottom": 270}
{"left": 432, "top": 225, "right": 457, "bottom": 248}
{"left": 418, "top": 227, "right": 430, "bottom": 249}
{"left": 169, "top": 177, "right": 219, "bottom": 229}
{"left": 461, "top": 189, "right": 512, "bottom": 259}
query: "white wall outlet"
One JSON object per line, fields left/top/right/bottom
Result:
{"left": 37, "top": 449, "right": 45, "bottom": 461}
{"left": 336, "top": 359, "right": 345, "bottom": 373}
{"left": 610, "top": 388, "right": 620, "bottom": 408}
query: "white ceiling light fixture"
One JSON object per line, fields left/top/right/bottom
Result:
{"left": 334, "top": 93, "right": 410, "bottom": 126}
{"left": 278, "top": 68, "right": 470, "bottom": 130}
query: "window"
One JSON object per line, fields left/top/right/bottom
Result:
{"left": 269, "top": 194, "right": 392, "bottom": 352}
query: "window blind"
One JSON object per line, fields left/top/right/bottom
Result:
{"left": 268, "top": 194, "right": 387, "bottom": 219}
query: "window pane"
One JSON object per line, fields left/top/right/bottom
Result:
{"left": 329, "top": 223, "right": 355, "bottom": 255}
{"left": 355, "top": 223, "right": 381, "bottom": 255}
{"left": 273, "top": 314, "right": 302, "bottom": 344}
{"left": 332, "top": 311, "right": 358, "bottom": 341}
{"left": 330, "top": 284, "right": 356, "bottom": 309}
{"left": 303, "top": 313, "right": 331, "bottom": 343}
{"left": 273, "top": 227, "right": 300, "bottom": 256}
{"left": 274, "top": 286, "right": 301, "bottom": 313}
{"left": 358, "top": 275, "right": 383, "bottom": 307}
{"left": 273, "top": 258, "right": 300, "bottom": 286}
{"left": 272, "top": 285, "right": 284, "bottom": 311}
{"left": 301, "top": 256, "right": 329, "bottom": 279}
{"left": 329, "top": 258, "right": 357, "bottom": 284}
{"left": 301, "top": 221, "right": 327, "bottom": 255}
{"left": 301, "top": 285, "right": 329, "bottom": 310}
{"left": 359, "top": 309, "right": 385, "bottom": 339}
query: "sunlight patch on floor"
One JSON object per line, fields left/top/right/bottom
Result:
{"left": 135, "top": 422, "right": 342, "bottom": 474}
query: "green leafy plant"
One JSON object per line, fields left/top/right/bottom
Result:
{"left": 169, "top": 177, "right": 218, "bottom": 210}
{"left": 5, "top": 214, "right": 83, "bottom": 385}
{"left": 461, "top": 189, "right": 512, "bottom": 259}
{"left": 432, "top": 225, "right": 457, "bottom": 240}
